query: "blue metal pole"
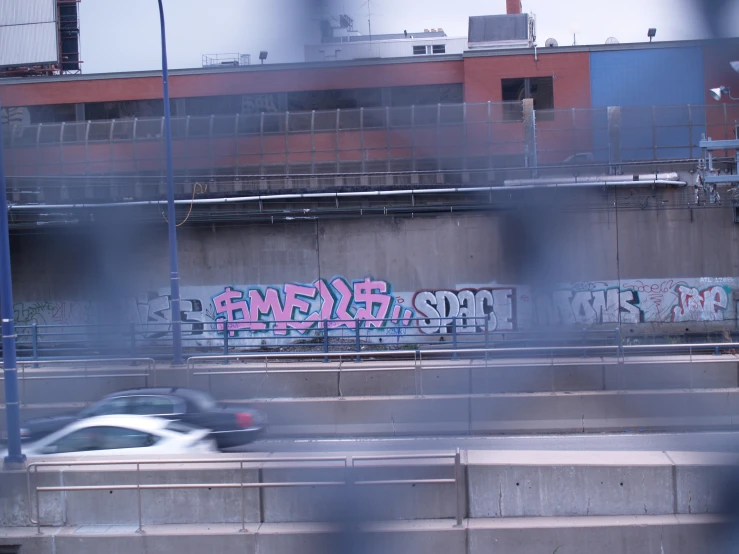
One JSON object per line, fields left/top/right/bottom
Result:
{"left": 157, "top": 0, "right": 183, "bottom": 365}
{"left": 0, "top": 100, "right": 25, "bottom": 466}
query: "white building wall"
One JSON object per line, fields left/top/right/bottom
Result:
{"left": 305, "top": 37, "right": 468, "bottom": 62}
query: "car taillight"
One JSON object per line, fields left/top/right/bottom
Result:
{"left": 235, "top": 413, "right": 253, "bottom": 428}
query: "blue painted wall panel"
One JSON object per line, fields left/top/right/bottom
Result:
{"left": 590, "top": 47, "right": 706, "bottom": 160}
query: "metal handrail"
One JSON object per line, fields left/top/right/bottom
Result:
{"left": 27, "top": 450, "right": 462, "bottom": 533}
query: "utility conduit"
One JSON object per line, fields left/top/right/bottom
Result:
{"left": 10, "top": 175, "right": 686, "bottom": 211}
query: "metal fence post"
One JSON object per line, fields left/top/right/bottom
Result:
{"left": 323, "top": 319, "right": 329, "bottom": 363}
{"left": 615, "top": 326, "right": 623, "bottom": 363}
{"left": 455, "top": 448, "right": 464, "bottom": 527}
{"left": 136, "top": 462, "right": 143, "bottom": 534}
{"left": 452, "top": 318, "right": 458, "bottom": 360}
{"left": 223, "top": 323, "right": 229, "bottom": 365}
{"left": 129, "top": 323, "right": 137, "bottom": 360}
{"left": 32, "top": 323, "right": 38, "bottom": 368}
{"left": 607, "top": 106, "right": 622, "bottom": 175}
{"left": 523, "top": 98, "right": 538, "bottom": 174}
{"left": 355, "top": 321, "right": 361, "bottom": 363}
{"left": 484, "top": 317, "right": 489, "bottom": 350}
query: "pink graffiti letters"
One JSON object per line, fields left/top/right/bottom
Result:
{"left": 212, "top": 277, "right": 414, "bottom": 336}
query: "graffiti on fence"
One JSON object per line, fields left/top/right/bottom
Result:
{"left": 211, "top": 277, "right": 415, "bottom": 337}
{"left": 413, "top": 287, "right": 516, "bottom": 334}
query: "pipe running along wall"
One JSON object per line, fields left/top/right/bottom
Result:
{"left": 9, "top": 175, "right": 687, "bottom": 211}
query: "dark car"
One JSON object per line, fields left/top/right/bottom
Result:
{"left": 15, "top": 387, "right": 265, "bottom": 450}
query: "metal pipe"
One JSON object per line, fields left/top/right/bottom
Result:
{"left": 0, "top": 98, "right": 25, "bottom": 467}
{"left": 504, "top": 172, "right": 680, "bottom": 187}
{"left": 158, "top": 0, "right": 183, "bottom": 366}
{"left": 8, "top": 180, "right": 687, "bottom": 212}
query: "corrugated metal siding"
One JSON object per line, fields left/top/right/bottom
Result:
{"left": 0, "top": 0, "right": 56, "bottom": 26}
{"left": 0, "top": 22, "right": 58, "bottom": 66}
{"left": 590, "top": 47, "right": 706, "bottom": 160}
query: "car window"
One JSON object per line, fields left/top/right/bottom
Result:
{"left": 81, "top": 397, "right": 130, "bottom": 417}
{"left": 97, "top": 426, "right": 159, "bottom": 450}
{"left": 129, "top": 396, "right": 178, "bottom": 415}
{"left": 48, "top": 426, "right": 159, "bottom": 453}
{"left": 49, "top": 428, "right": 100, "bottom": 453}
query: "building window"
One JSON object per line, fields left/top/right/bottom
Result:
{"left": 501, "top": 77, "right": 554, "bottom": 120}
{"left": 413, "top": 45, "right": 427, "bottom": 55}
{"left": 432, "top": 44, "right": 446, "bottom": 54}
{"left": 390, "top": 84, "right": 464, "bottom": 106}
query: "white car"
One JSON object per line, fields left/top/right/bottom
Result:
{"left": 1, "top": 415, "right": 218, "bottom": 458}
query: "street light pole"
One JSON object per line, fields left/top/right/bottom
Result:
{"left": 157, "top": 0, "right": 183, "bottom": 365}
{"left": 0, "top": 102, "right": 26, "bottom": 467}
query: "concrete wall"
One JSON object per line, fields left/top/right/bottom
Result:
{"left": 9, "top": 185, "right": 739, "bottom": 347}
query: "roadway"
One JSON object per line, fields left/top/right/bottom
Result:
{"left": 236, "top": 430, "right": 739, "bottom": 453}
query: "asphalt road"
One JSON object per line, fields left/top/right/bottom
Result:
{"left": 234, "top": 430, "right": 739, "bottom": 453}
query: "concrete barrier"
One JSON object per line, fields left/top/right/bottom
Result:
{"left": 467, "top": 514, "right": 729, "bottom": 554}
{"left": 5, "top": 388, "right": 739, "bottom": 438}
{"left": 0, "top": 515, "right": 732, "bottom": 554}
{"left": 467, "top": 450, "right": 675, "bottom": 518}
{"left": 2, "top": 357, "right": 737, "bottom": 412}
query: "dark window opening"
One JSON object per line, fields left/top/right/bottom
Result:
{"left": 501, "top": 77, "right": 554, "bottom": 121}
{"left": 413, "top": 45, "right": 427, "bottom": 55}
{"left": 390, "top": 84, "right": 464, "bottom": 106}
{"left": 84, "top": 100, "right": 165, "bottom": 121}
{"left": 287, "top": 88, "right": 383, "bottom": 112}
{"left": 432, "top": 44, "right": 446, "bottom": 54}
{"left": 0, "top": 547, "right": 21, "bottom": 554}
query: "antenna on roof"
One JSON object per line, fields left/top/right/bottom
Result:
{"left": 361, "top": 0, "right": 380, "bottom": 42}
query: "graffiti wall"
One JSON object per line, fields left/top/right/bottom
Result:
{"left": 530, "top": 278, "right": 737, "bottom": 327}
{"left": 11, "top": 277, "right": 739, "bottom": 346}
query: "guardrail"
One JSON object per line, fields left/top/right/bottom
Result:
{"left": 27, "top": 450, "right": 463, "bottom": 533}
{"left": 185, "top": 344, "right": 739, "bottom": 396}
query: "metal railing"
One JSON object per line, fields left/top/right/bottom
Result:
{"left": 27, "top": 450, "right": 463, "bottom": 533}
{"left": 184, "top": 343, "right": 739, "bottom": 397}
{"left": 4, "top": 316, "right": 738, "bottom": 365}
{"left": 2, "top": 317, "right": 620, "bottom": 362}
{"left": 2, "top": 102, "right": 735, "bottom": 203}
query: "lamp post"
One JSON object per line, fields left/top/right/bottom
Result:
{"left": 0, "top": 103, "right": 25, "bottom": 467}
{"left": 157, "top": 0, "right": 183, "bottom": 365}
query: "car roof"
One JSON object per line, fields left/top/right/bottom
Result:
{"left": 66, "top": 414, "right": 174, "bottom": 434}
{"left": 105, "top": 387, "right": 209, "bottom": 401}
